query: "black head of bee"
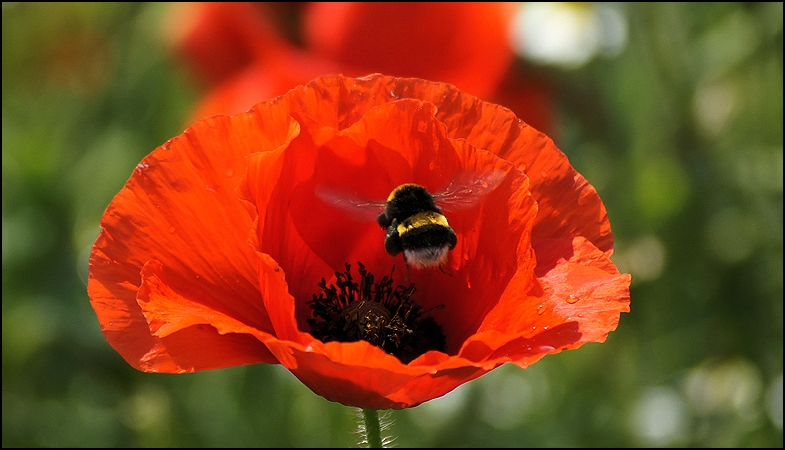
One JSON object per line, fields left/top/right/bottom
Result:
{"left": 376, "top": 184, "right": 442, "bottom": 228}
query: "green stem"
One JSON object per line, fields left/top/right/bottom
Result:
{"left": 362, "top": 408, "right": 383, "bottom": 448}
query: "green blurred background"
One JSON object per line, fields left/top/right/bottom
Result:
{"left": 3, "top": 2, "right": 782, "bottom": 447}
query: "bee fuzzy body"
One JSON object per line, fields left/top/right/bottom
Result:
{"left": 377, "top": 184, "right": 458, "bottom": 270}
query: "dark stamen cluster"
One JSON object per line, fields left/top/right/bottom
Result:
{"left": 307, "top": 262, "right": 446, "bottom": 364}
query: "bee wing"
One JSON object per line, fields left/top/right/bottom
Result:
{"left": 314, "top": 185, "right": 387, "bottom": 222}
{"left": 434, "top": 169, "right": 508, "bottom": 212}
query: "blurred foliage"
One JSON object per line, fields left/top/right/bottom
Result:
{"left": 2, "top": 2, "right": 782, "bottom": 447}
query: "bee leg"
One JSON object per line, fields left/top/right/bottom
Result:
{"left": 438, "top": 264, "right": 454, "bottom": 277}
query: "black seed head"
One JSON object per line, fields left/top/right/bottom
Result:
{"left": 307, "top": 262, "right": 446, "bottom": 364}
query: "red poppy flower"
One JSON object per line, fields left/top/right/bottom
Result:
{"left": 303, "top": 2, "right": 514, "bottom": 99}
{"left": 89, "top": 74, "right": 630, "bottom": 409}
{"left": 165, "top": 3, "right": 527, "bottom": 128}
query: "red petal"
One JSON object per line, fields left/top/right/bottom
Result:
{"left": 303, "top": 3, "right": 514, "bottom": 98}
{"left": 134, "top": 260, "right": 274, "bottom": 372}
{"left": 533, "top": 236, "right": 631, "bottom": 344}
{"left": 263, "top": 336, "right": 492, "bottom": 409}
{"left": 89, "top": 114, "right": 284, "bottom": 371}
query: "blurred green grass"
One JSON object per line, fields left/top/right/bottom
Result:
{"left": 3, "top": 2, "right": 782, "bottom": 447}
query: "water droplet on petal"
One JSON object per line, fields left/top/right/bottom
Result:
{"left": 537, "top": 304, "right": 547, "bottom": 315}
{"left": 566, "top": 294, "right": 580, "bottom": 304}
{"left": 168, "top": 226, "right": 175, "bottom": 234}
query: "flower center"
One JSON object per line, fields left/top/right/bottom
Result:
{"left": 307, "top": 262, "right": 446, "bottom": 364}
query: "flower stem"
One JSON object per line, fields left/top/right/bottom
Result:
{"left": 362, "top": 408, "right": 383, "bottom": 448}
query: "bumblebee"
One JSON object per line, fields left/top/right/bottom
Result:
{"left": 376, "top": 184, "right": 457, "bottom": 272}
{"left": 317, "top": 170, "right": 507, "bottom": 274}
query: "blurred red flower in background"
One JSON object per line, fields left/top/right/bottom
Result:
{"left": 89, "top": 74, "right": 630, "bottom": 409}
{"left": 165, "top": 2, "right": 553, "bottom": 133}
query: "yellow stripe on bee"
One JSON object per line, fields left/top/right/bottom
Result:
{"left": 397, "top": 211, "right": 450, "bottom": 235}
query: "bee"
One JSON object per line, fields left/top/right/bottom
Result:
{"left": 317, "top": 170, "right": 507, "bottom": 275}
{"left": 376, "top": 183, "right": 457, "bottom": 274}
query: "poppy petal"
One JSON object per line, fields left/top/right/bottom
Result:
{"left": 134, "top": 259, "right": 275, "bottom": 372}
{"left": 89, "top": 114, "right": 289, "bottom": 371}
{"left": 533, "top": 236, "right": 631, "bottom": 343}
{"left": 303, "top": 3, "right": 514, "bottom": 98}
